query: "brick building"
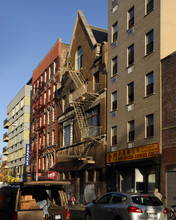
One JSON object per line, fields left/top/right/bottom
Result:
{"left": 31, "top": 39, "right": 70, "bottom": 180}
{"left": 56, "top": 10, "right": 108, "bottom": 204}
{"left": 107, "top": 0, "right": 176, "bottom": 195}
{"left": 161, "top": 51, "right": 176, "bottom": 207}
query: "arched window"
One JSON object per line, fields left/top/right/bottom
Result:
{"left": 76, "top": 46, "right": 82, "bottom": 70}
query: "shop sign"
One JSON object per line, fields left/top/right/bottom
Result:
{"left": 107, "top": 143, "right": 159, "bottom": 164}
{"left": 47, "top": 171, "right": 57, "bottom": 180}
{"left": 25, "top": 144, "right": 30, "bottom": 166}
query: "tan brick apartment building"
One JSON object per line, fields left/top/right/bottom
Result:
{"left": 31, "top": 39, "right": 70, "bottom": 180}
{"left": 107, "top": 0, "right": 176, "bottom": 196}
{"left": 162, "top": 52, "right": 176, "bottom": 207}
{"left": 56, "top": 10, "right": 107, "bottom": 204}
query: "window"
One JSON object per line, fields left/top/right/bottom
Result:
{"left": 112, "top": 0, "right": 118, "bottom": 9}
{"left": 62, "top": 96, "right": 66, "bottom": 112}
{"left": 54, "top": 60, "right": 57, "bottom": 74}
{"left": 48, "top": 88, "right": 51, "bottom": 102}
{"left": 21, "top": 98, "right": 24, "bottom": 108}
{"left": 111, "top": 91, "right": 117, "bottom": 111}
{"left": 97, "top": 194, "right": 112, "bottom": 204}
{"left": 146, "top": 0, "right": 154, "bottom": 14}
{"left": 128, "top": 44, "right": 134, "bottom": 66}
{"left": 86, "top": 106, "right": 99, "bottom": 137}
{"left": 128, "top": 7, "right": 134, "bottom": 30}
{"left": 63, "top": 121, "right": 73, "bottom": 146}
{"left": 112, "top": 22, "right": 118, "bottom": 43}
{"left": 146, "top": 71, "right": 154, "bottom": 96}
{"left": 112, "top": 56, "right": 118, "bottom": 76}
{"left": 76, "top": 47, "right": 82, "bottom": 70}
{"left": 44, "top": 71, "right": 47, "bottom": 82}
{"left": 146, "top": 114, "right": 154, "bottom": 137}
{"left": 49, "top": 66, "right": 51, "bottom": 79}
{"left": 111, "top": 126, "right": 117, "bottom": 145}
{"left": 94, "top": 72, "right": 99, "bottom": 93}
{"left": 52, "top": 130, "right": 55, "bottom": 145}
{"left": 146, "top": 30, "right": 154, "bottom": 55}
{"left": 44, "top": 92, "right": 46, "bottom": 104}
{"left": 128, "top": 82, "right": 134, "bottom": 104}
{"left": 128, "top": 120, "right": 135, "bottom": 142}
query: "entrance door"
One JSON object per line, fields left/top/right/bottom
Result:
{"left": 166, "top": 172, "right": 176, "bottom": 208}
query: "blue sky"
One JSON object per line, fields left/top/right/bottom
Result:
{"left": 0, "top": 0, "right": 108, "bottom": 154}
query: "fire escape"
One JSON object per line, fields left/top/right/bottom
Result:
{"left": 58, "top": 68, "right": 102, "bottom": 165}
{"left": 31, "top": 81, "right": 46, "bottom": 175}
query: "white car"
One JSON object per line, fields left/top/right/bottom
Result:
{"left": 85, "top": 192, "right": 169, "bottom": 220}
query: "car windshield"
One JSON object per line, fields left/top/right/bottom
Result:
{"left": 132, "top": 195, "right": 163, "bottom": 206}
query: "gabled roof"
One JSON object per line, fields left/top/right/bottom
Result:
{"left": 70, "top": 10, "right": 107, "bottom": 52}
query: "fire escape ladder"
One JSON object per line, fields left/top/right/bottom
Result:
{"left": 72, "top": 101, "right": 89, "bottom": 141}
{"left": 69, "top": 70, "right": 85, "bottom": 89}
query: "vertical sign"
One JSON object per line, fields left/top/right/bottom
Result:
{"left": 25, "top": 144, "right": 30, "bottom": 166}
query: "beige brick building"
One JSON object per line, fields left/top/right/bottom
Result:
{"left": 107, "top": 0, "right": 176, "bottom": 196}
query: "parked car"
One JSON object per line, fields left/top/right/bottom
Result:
{"left": 0, "top": 180, "right": 71, "bottom": 220}
{"left": 85, "top": 192, "right": 169, "bottom": 220}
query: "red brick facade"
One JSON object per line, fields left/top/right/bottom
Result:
{"left": 31, "top": 38, "right": 70, "bottom": 180}
{"left": 161, "top": 51, "right": 176, "bottom": 205}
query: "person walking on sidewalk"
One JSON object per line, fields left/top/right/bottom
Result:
{"left": 154, "top": 187, "right": 162, "bottom": 201}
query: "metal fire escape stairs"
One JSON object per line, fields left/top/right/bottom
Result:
{"left": 66, "top": 68, "right": 100, "bottom": 162}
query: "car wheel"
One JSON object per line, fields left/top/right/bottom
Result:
{"left": 86, "top": 214, "right": 92, "bottom": 220}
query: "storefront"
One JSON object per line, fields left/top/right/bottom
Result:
{"left": 107, "top": 143, "right": 161, "bottom": 194}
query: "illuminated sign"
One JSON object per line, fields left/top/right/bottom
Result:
{"left": 107, "top": 143, "right": 159, "bottom": 164}
{"left": 25, "top": 144, "right": 30, "bottom": 166}
{"left": 47, "top": 171, "right": 57, "bottom": 180}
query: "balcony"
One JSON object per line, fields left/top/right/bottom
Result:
{"left": 69, "top": 81, "right": 100, "bottom": 103}
{"left": 3, "top": 118, "right": 9, "bottom": 129}
{"left": 3, "top": 146, "right": 8, "bottom": 155}
{"left": 3, "top": 132, "right": 9, "bottom": 142}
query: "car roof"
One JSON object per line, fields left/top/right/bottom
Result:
{"left": 105, "top": 192, "right": 153, "bottom": 197}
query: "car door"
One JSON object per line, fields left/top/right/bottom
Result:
{"left": 91, "top": 194, "right": 112, "bottom": 220}
{"left": 103, "top": 193, "right": 127, "bottom": 220}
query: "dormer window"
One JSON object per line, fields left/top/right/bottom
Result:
{"left": 76, "top": 46, "right": 82, "bottom": 70}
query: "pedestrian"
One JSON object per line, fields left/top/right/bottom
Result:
{"left": 154, "top": 187, "right": 162, "bottom": 201}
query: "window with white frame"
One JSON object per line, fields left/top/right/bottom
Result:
{"left": 146, "top": 71, "right": 154, "bottom": 96}
{"left": 21, "top": 98, "right": 24, "bottom": 108}
{"left": 112, "top": 56, "right": 118, "bottom": 76}
{"left": 48, "top": 88, "right": 51, "bottom": 102}
{"left": 127, "top": 82, "right": 134, "bottom": 104}
{"left": 111, "top": 91, "right": 117, "bottom": 111}
{"left": 49, "top": 66, "right": 51, "bottom": 79}
{"left": 86, "top": 106, "right": 99, "bottom": 137}
{"left": 128, "top": 44, "right": 134, "bottom": 66}
{"left": 128, "top": 120, "right": 135, "bottom": 142}
{"left": 146, "top": 30, "right": 154, "bottom": 55}
{"left": 47, "top": 109, "right": 50, "bottom": 125}
{"left": 112, "top": 22, "right": 118, "bottom": 43}
{"left": 54, "top": 60, "right": 57, "bottom": 74}
{"left": 52, "top": 106, "right": 55, "bottom": 122}
{"left": 44, "top": 92, "right": 46, "bottom": 104}
{"left": 128, "top": 6, "right": 134, "bottom": 30}
{"left": 47, "top": 132, "right": 50, "bottom": 146}
{"left": 146, "top": 0, "right": 154, "bottom": 14}
{"left": 52, "top": 130, "right": 55, "bottom": 145}
{"left": 146, "top": 114, "right": 154, "bottom": 137}
{"left": 44, "top": 71, "right": 47, "bottom": 82}
{"left": 111, "top": 126, "right": 117, "bottom": 146}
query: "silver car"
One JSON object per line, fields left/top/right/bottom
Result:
{"left": 85, "top": 192, "right": 169, "bottom": 220}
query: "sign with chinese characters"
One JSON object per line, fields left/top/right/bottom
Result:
{"left": 47, "top": 171, "right": 57, "bottom": 180}
{"left": 107, "top": 143, "right": 159, "bottom": 164}
{"left": 25, "top": 144, "right": 30, "bottom": 166}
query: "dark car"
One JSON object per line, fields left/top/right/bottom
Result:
{"left": 85, "top": 192, "right": 169, "bottom": 220}
{"left": 0, "top": 180, "right": 71, "bottom": 220}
